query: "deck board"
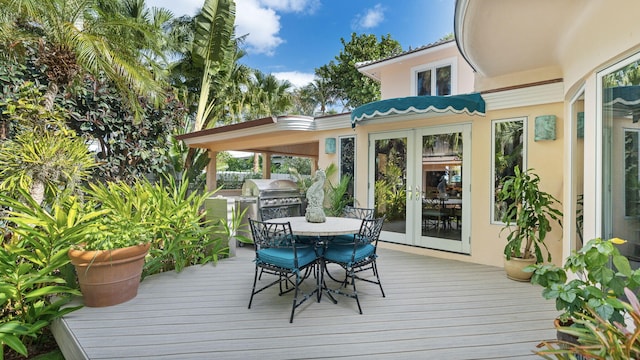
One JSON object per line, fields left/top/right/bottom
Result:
{"left": 52, "top": 244, "right": 559, "bottom": 359}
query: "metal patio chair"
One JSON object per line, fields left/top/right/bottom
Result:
{"left": 323, "top": 216, "right": 386, "bottom": 314}
{"left": 248, "top": 219, "right": 318, "bottom": 323}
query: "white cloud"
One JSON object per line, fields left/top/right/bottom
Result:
{"left": 273, "top": 71, "right": 315, "bottom": 88}
{"left": 236, "top": 0, "right": 319, "bottom": 56}
{"left": 260, "top": 0, "right": 320, "bottom": 13}
{"left": 352, "top": 4, "right": 385, "bottom": 30}
{"left": 146, "top": 0, "right": 201, "bottom": 16}
{"left": 236, "top": 0, "right": 284, "bottom": 55}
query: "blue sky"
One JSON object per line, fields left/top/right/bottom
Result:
{"left": 146, "top": 0, "right": 455, "bottom": 87}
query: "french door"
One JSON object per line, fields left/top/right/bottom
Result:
{"left": 369, "top": 124, "right": 471, "bottom": 254}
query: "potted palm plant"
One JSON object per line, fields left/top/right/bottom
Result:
{"left": 497, "top": 166, "right": 563, "bottom": 281}
{"left": 68, "top": 181, "right": 154, "bottom": 307}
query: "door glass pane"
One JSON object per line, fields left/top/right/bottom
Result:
{"left": 417, "top": 70, "right": 431, "bottom": 96}
{"left": 602, "top": 57, "right": 640, "bottom": 264}
{"left": 421, "top": 132, "right": 462, "bottom": 240}
{"left": 374, "top": 137, "right": 407, "bottom": 234}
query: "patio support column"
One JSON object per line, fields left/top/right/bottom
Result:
{"left": 263, "top": 153, "right": 271, "bottom": 179}
{"left": 206, "top": 150, "right": 217, "bottom": 192}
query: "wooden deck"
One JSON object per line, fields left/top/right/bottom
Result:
{"left": 51, "top": 244, "right": 559, "bottom": 359}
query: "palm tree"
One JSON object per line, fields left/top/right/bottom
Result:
{"left": 0, "top": 0, "right": 168, "bottom": 120}
{"left": 295, "top": 77, "right": 338, "bottom": 116}
{"left": 245, "top": 70, "right": 293, "bottom": 118}
{"left": 192, "top": 0, "right": 237, "bottom": 131}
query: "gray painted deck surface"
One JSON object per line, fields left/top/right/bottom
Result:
{"left": 52, "top": 245, "right": 559, "bottom": 359}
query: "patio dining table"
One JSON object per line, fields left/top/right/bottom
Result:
{"left": 266, "top": 216, "right": 363, "bottom": 302}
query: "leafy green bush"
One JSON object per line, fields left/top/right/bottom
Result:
{"left": 0, "top": 191, "right": 88, "bottom": 357}
{"left": 536, "top": 288, "right": 640, "bottom": 359}
{"left": 143, "top": 176, "right": 228, "bottom": 277}
{"left": 0, "top": 176, "right": 239, "bottom": 357}
{"left": 529, "top": 237, "right": 640, "bottom": 325}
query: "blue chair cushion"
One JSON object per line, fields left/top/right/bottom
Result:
{"left": 257, "top": 246, "right": 317, "bottom": 269}
{"left": 324, "top": 244, "right": 375, "bottom": 264}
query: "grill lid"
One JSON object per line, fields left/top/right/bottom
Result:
{"left": 242, "top": 179, "right": 300, "bottom": 197}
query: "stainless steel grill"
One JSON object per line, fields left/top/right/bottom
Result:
{"left": 241, "top": 179, "right": 303, "bottom": 220}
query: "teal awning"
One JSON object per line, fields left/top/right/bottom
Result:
{"left": 351, "top": 93, "right": 486, "bottom": 128}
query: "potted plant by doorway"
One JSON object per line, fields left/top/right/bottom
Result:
{"left": 497, "top": 166, "right": 563, "bottom": 281}
{"left": 528, "top": 237, "right": 640, "bottom": 352}
{"left": 68, "top": 181, "right": 154, "bottom": 307}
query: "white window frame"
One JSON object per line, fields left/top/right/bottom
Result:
{"left": 410, "top": 57, "right": 458, "bottom": 96}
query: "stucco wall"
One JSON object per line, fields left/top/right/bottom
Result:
{"left": 377, "top": 44, "right": 475, "bottom": 99}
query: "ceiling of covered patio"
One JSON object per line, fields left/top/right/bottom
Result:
{"left": 175, "top": 115, "right": 340, "bottom": 158}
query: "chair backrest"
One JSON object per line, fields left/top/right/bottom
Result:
{"left": 248, "top": 218, "right": 295, "bottom": 250}
{"left": 354, "top": 216, "right": 385, "bottom": 246}
{"left": 342, "top": 206, "right": 375, "bottom": 220}
{"left": 260, "top": 206, "right": 294, "bottom": 221}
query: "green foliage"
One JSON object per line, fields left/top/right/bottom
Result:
{"left": 322, "top": 33, "right": 402, "bottom": 109}
{"left": 226, "top": 156, "right": 255, "bottom": 172}
{"left": 498, "top": 166, "right": 563, "bottom": 262}
{"left": 536, "top": 288, "right": 640, "bottom": 359}
{"left": 274, "top": 157, "right": 311, "bottom": 175}
{"left": 142, "top": 175, "right": 225, "bottom": 276}
{"left": 529, "top": 238, "right": 640, "bottom": 326}
{"left": 374, "top": 162, "right": 406, "bottom": 221}
{"left": 80, "top": 181, "right": 157, "bottom": 251}
{"left": 0, "top": 83, "right": 95, "bottom": 204}
{"left": 193, "top": 0, "right": 238, "bottom": 130}
{"left": 0, "top": 190, "right": 87, "bottom": 358}
{"left": 324, "top": 174, "right": 354, "bottom": 217}
{"left": 67, "top": 79, "right": 185, "bottom": 184}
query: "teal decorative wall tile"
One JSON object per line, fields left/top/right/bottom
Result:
{"left": 325, "top": 137, "right": 336, "bottom": 154}
{"left": 534, "top": 115, "right": 556, "bottom": 141}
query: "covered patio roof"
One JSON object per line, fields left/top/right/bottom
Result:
{"left": 175, "top": 114, "right": 350, "bottom": 158}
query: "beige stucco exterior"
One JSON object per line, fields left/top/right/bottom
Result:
{"left": 179, "top": 0, "right": 640, "bottom": 269}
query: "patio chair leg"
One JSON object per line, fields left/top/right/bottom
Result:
{"left": 248, "top": 266, "right": 259, "bottom": 309}
{"left": 350, "top": 272, "right": 362, "bottom": 315}
{"left": 373, "top": 262, "right": 385, "bottom": 297}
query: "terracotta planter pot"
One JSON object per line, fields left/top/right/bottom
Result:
{"left": 503, "top": 255, "right": 536, "bottom": 281}
{"left": 68, "top": 243, "right": 150, "bottom": 307}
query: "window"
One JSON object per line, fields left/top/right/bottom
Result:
{"left": 413, "top": 61, "right": 453, "bottom": 96}
{"left": 600, "top": 55, "right": 640, "bottom": 260}
{"left": 491, "top": 117, "right": 527, "bottom": 223}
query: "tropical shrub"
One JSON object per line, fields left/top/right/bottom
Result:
{"left": 0, "top": 191, "right": 91, "bottom": 357}
{"left": 143, "top": 176, "right": 227, "bottom": 277}
{"left": 325, "top": 174, "right": 354, "bottom": 216}
{"left": 536, "top": 288, "right": 640, "bottom": 359}
{"left": 529, "top": 237, "right": 640, "bottom": 325}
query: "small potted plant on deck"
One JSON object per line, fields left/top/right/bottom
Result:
{"left": 497, "top": 166, "right": 563, "bottom": 281}
{"left": 528, "top": 237, "right": 640, "bottom": 347}
{"left": 68, "top": 181, "right": 154, "bottom": 307}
